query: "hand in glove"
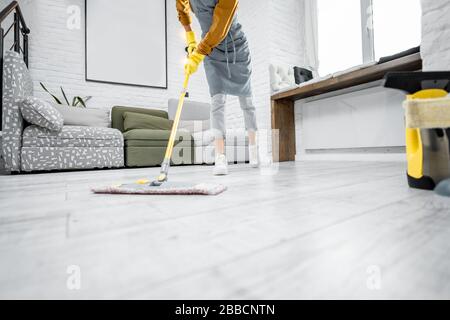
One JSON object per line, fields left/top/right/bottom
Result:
{"left": 185, "top": 31, "right": 198, "bottom": 56}
{"left": 185, "top": 50, "right": 205, "bottom": 76}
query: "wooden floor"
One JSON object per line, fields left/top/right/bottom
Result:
{"left": 0, "top": 161, "right": 449, "bottom": 300}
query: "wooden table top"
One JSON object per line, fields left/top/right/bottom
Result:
{"left": 271, "top": 53, "right": 422, "bottom": 101}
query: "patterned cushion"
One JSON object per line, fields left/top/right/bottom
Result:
{"left": 20, "top": 97, "right": 64, "bottom": 132}
{"left": 22, "top": 125, "right": 124, "bottom": 148}
{"left": 2, "top": 51, "right": 34, "bottom": 171}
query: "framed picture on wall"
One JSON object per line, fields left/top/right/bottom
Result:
{"left": 85, "top": 0, "right": 167, "bottom": 89}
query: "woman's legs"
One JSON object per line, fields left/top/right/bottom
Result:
{"left": 238, "top": 96, "right": 259, "bottom": 167}
{"left": 215, "top": 138, "right": 225, "bottom": 156}
{"left": 238, "top": 96, "right": 258, "bottom": 128}
{"left": 238, "top": 96, "right": 258, "bottom": 141}
{"left": 211, "top": 94, "right": 227, "bottom": 154}
{"left": 210, "top": 94, "right": 259, "bottom": 172}
{"left": 248, "top": 131, "right": 257, "bottom": 145}
{"left": 211, "top": 94, "right": 228, "bottom": 175}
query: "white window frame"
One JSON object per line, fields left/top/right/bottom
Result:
{"left": 360, "top": 0, "right": 375, "bottom": 63}
{"left": 318, "top": 0, "right": 420, "bottom": 75}
{"left": 317, "top": 0, "right": 375, "bottom": 74}
{"left": 360, "top": 0, "right": 421, "bottom": 62}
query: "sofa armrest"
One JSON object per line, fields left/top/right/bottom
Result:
{"left": 2, "top": 51, "right": 33, "bottom": 172}
{"left": 1, "top": 97, "right": 24, "bottom": 172}
{"left": 111, "top": 106, "right": 169, "bottom": 133}
{"left": 168, "top": 99, "right": 210, "bottom": 121}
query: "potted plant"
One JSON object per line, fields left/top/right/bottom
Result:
{"left": 40, "top": 83, "right": 92, "bottom": 107}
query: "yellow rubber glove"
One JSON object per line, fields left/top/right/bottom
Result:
{"left": 186, "top": 31, "right": 198, "bottom": 56}
{"left": 185, "top": 50, "right": 205, "bottom": 76}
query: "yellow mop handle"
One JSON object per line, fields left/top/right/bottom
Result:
{"left": 155, "top": 75, "right": 190, "bottom": 182}
{"left": 164, "top": 75, "right": 189, "bottom": 160}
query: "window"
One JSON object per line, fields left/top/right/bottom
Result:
{"left": 317, "top": 0, "right": 422, "bottom": 77}
{"left": 317, "top": 0, "right": 363, "bottom": 77}
{"left": 372, "top": 0, "right": 422, "bottom": 60}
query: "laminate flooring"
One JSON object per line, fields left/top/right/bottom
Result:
{"left": 0, "top": 161, "right": 449, "bottom": 299}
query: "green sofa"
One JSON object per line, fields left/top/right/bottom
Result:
{"left": 111, "top": 106, "right": 194, "bottom": 167}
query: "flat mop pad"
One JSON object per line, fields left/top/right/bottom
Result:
{"left": 92, "top": 181, "right": 227, "bottom": 196}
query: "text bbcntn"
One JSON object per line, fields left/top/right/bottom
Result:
{"left": 175, "top": 304, "right": 275, "bottom": 318}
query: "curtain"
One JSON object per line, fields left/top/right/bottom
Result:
{"left": 303, "top": 0, "right": 319, "bottom": 78}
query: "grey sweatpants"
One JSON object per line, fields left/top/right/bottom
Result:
{"left": 211, "top": 94, "right": 258, "bottom": 139}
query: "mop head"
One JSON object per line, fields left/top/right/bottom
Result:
{"left": 92, "top": 181, "right": 227, "bottom": 196}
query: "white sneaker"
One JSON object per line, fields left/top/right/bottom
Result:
{"left": 214, "top": 154, "right": 228, "bottom": 176}
{"left": 249, "top": 145, "right": 260, "bottom": 168}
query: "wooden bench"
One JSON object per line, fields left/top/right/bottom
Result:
{"left": 271, "top": 53, "right": 423, "bottom": 162}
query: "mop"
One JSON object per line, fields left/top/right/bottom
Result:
{"left": 92, "top": 74, "right": 227, "bottom": 196}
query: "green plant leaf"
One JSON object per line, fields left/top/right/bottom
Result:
{"left": 40, "top": 82, "right": 62, "bottom": 104}
{"left": 60, "top": 87, "right": 70, "bottom": 106}
{"left": 75, "top": 96, "right": 87, "bottom": 108}
{"left": 83, "top": 96, "right": 92, "bottom": 103}
{"left": 71, "top": 97, "right": 77, "bottom": 107}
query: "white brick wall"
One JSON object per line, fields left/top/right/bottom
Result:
{"left": 2, "top": 0, "right": 304, "bottom": 134}
{"left": 5, "top": 0, "right": 449, "bottom": 157}
{"left": 8, "top": 0, "right": 209, "bottom": 110}
{"left": 421, "top": 0, "right": 450, "bottom": 71}
{"left": 269, "top": 0, "right": 305, "bottom": 67}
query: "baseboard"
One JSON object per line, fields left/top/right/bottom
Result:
{"left": 296, "top": 152, "right": 406, "bottom": 162}
{"left": 295, "top": 146, "right": 406, "bottom": 162}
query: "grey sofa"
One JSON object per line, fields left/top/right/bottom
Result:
{"left": 1, "top": 51, "right": 124, "bottom": 173}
